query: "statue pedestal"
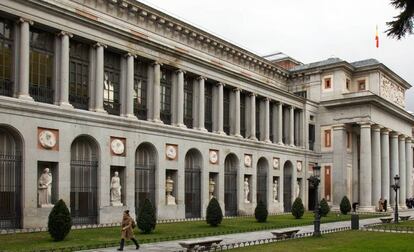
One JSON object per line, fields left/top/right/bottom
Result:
{"left": 40, "top": 204, "right": 54, "bottom": 208}
{"left": 111, "top": 201, "right": 123, "bottom": 207}
{"left": 166, "top": 195, "right": 176, "bottom": 205}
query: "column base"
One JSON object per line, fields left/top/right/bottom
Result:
{"left": 151, "top": 119, "right": 164, "bottom": 124}
{"left": 214, "top": 131, "right": 226, "bottom": 136}
{"left": 264, "top": 139, "right": 272, "bottom": 144}
{"left": 234, "top": 134, "right": 243, "bottom": 138}
{"left": 58, "top": 102, "right": 73, "bottom": 109}
{"left": 278, "top": 141, "right": 284, "bottom": 145}
{"left": 17, "top": 94, "right": 34, "bottom": 101}
{"left": 174, "top": 123, "right": 187, "bottom": 129}
{"left": 249, "top": 136, "right": 258, "bottom": 141}
{"left": 123, "top": 114, "right": 138, "bottom": 120}
{"left": 197, "top": 127, "right": 208, "bottom": 132}
{"left": 94, "top": 108, "right": 108, "bottom": 114}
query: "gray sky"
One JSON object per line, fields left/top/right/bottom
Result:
{"left": 141, "top": 0, "right": 414, "bottom": 111}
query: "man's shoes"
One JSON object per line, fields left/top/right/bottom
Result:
{"left": 136, "top": 244, "right": 140, "bottom": 250}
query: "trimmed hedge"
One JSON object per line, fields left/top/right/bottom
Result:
{"left": 137, "top": 199, "right": 157, "bottom": 234}
{"left": 254, "top": 200, "right": 268, "bottom": 222}
{"left": 206, "top": 197, "right": 223, "bottom": 227}
{"left": 291, "top": 197, "right": 305, "bottom": 219}
{"left": 320, "top": 198, "right": 330, "bottom": 217}
{"left": 48, "top": 199, "right": 72, "bottom": 241}
{"left": 340, "top": 196, "right": 351, "bottom": 215}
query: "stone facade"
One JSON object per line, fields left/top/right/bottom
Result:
{"left": 0, "top": 0, "right": 412, "bottom": 229}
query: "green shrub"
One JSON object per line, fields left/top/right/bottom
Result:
{"left": 137, "top": 199, "right": 156, "bottom": 234}
{"left": 48, "top": 199, "right": 72, "bottom": 241}
{"left": 291, "top": 197, "right": 305, "bottom": 219}
{"left": 320, "top": 198, "right": 330, "bottom": 217}
{"left": 206, "top": 197, "right": 223, "bottom": 227}
{"left": 254, "top": 200, "right": 268, "bottom": 222}
{"left": 340, "top": 196, "right": 351, "bottom": 215}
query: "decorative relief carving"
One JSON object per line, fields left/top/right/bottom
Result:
{"left": 111, "top": 138, "right": 125, "bottom": 155}
{"left": 380, "top": 75, "right": 405, "bottom": 108}
{"left": 273, "top": 158, "right": 280, "bottom": 169}
{"left": 37, "top": 128, "right": 59, "bottom": 151}
{"left": 244, "top": 154, "right": 252, "bottom": 167}
{"left": 209, "top": 149, "right": 219, "bottom": 164}
{"left": 165, "top": 144, "right": 178, "bottom": 160}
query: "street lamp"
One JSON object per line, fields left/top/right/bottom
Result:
{"left": 308, "top": 163, "right": 321, "bottom": 237}
{"left": 391, "top": 174, "right": 400, "bottom": 224}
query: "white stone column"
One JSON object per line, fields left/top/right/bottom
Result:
{"left": 360, "top": 123, "right": 373, "bottom": 210}
{"left": 271, "top": 103, "right": 278, "bottom": 144}
{"left": 406, "top": 138, "right": 413, "bottom": 198}
{"left": 390, "top": 132, "right": 399, "bottom": 206}
{"left": 175, "top": 69, "right": 185, "bottom": 128}
{"left": 277, "top": 103, "right": 283, "bottom": 144}
{"left": 124, "top": 53, "right": 135, "bottom": 118}
{"left": 215, "top": 82, "right": 225, "bottom": 135}
{"left": 289, "top": 106, "right": 295, "bottom": 146}
{"left": 333, "top": 124, "right": 346, "bottom": 208}
{"left": 381, "top": 129, "right": 390, "bottom": 202}
{"left": 249, "top": 93, "right": 257, "bottom": 140}
{"left": 57, "top": 31, "right": 73, "bottom": 108}
{"left": 17, "top": 18, "right": 33, "bottom": 101}
{"left": 152, "top": 62, "right": 162, "bottom": 123}
{"left": 94, "top": 43, "right": 106, "bottom": 113}
{"left": 233, "top": 88, "right": 242, "bottom": 137}
{"left": 197, "top": 76, "right": 207, "bottom": 131}
{"left": 371, "top": 125, "right": 381, "bottom": 206}
{"left": 399, "top": 135, "right": 407, "bottom": 206}
{"left": 263, "top": 98, "right": 271, "bottom": 143}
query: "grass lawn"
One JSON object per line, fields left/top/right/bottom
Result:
{"left": 231, "top": 231, "right": 414, "bottom": 252}
{"left": 0, "top": 212, "right": 382, "bottom": 251}
{"left": 375, "top": 219, "right": 414, "bottom": 228}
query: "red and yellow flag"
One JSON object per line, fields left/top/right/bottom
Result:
{"left": 375, "top": 25, "right": 379, "bottom": 48}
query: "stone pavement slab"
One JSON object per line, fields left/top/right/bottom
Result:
{"left": 83, "top": 210, "right": 414, "bottom": 252}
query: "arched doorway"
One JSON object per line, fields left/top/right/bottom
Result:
{"left": 0, "top": 126, "right": 22, "bottom": 229}
{"left": 225, "top": 153, "right": 238, "bottom": 216}
{"left": 257, "top": 157, "right": 268, "bottom": 205}
{"left": 135, "top": 143, "right": 157, "bottom": 213}
{"left": 283, "top": 161, "right": 293, "bottom": 212}
{"left": 185, "top": 149, "right": 202, "bottom": 218}
{"left": 70, "top": 135, "right": 98, "bottom": 225}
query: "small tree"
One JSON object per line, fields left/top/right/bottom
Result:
{"left": 48, "top": 199, "right": 72, "bottom": 241}
{"left": 254, "top": 200, "right": 268, "bottom": 223}
{"left": 291, "top": 197, "right": 305, "bottom": 219}
{"left": 340, "top": 196, "right": 351, "bottom": 215}
{"left": 137, "top": 199, "right": 156, "bottom": 234}
{"left": 319, "top": 198, "right": 330, "bottom": 217}
{"left": 206, "top": 197, "right": 223, "bottom": 227}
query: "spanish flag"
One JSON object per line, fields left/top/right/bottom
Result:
{"left": 375, "top": 25, "right": 379, "bottom": 48}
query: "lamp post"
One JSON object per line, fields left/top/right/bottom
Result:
{"left": 308, "top": 163, "right": 321, "bottom": 237}
{"left": 391, "top": 174, "right": 400, "bottom": 224}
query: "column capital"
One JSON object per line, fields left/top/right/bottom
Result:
{"left": 262, "top": 97, "right": 270, "bottom": 102}
{"left": 406, "top": 137, "right": 412, "bottom": 143}
{"left": 175, "top": 69, "right": 186, "bottom": 75}
{"left": 399, "top": 134, "right": 408, "bottom": 141}
{"left": 232, "top": 87, "right": 242, "bottom": 92}
{"left": 381, "top": 128, "right": 392, "bottom": 134}
{"left": 17, "top": 17, "right": 33, "bottom": 25}
{"left": 151, "top": 61, "right": 162, "bottom": 67}
{"left": 93, "top": 42, "right": 107, "bottom": 49}
{"left": 216, "top": 82, "right": 224, "bottom": 87}
{"left": 123, "top": 52, "right": 137, "bottom": 58}
{"left": 390, "top": 131, "right": 400, "bottom": 138}
{"left": 248, "top": 92, "right": 256, "bottom": 97}
{"left": 332, "top": 124, "right": 346, "bottom": 130}
{"left": 57, "top": 31, "right": 73, "bottom": 38}
{"left": 197, "top": 75, "right": 207, "bottom": 81}
{"left": 358, "top": 121, "right": 372, "bottom": 128}
{"left": 372, "top": 124, "right": 382, "bottom": 132}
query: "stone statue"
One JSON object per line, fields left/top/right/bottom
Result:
{"left": 296, "top": 181, "right": 300, "bottom": 199}
{"left": 110, "top": 171, "right": 123, "bottom": 206}
{"left": 209, "top": 178, "right": 215, "bottom": 199}
{"left": 38, "top": 168, "right": 53, "bottom": 208}
{"left": 244, "top": 177, "right": 250, "bottom": 203}
{"left": 273, "top": 180, "right": 278, "bottom": 202}
{"left": 166, "top": 176, "right": 176, "bottom": 205}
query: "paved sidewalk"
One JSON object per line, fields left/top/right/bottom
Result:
{"left": 84, "top": 210, "right": 414, "bottom": 252}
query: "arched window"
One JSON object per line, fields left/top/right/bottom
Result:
{"left": 135, "top": 143, "right": 156, "bottom": 211}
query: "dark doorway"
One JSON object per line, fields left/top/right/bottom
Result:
{"left": 185, "top": 149, "right": 202, "bottom": 218}
{"left": 283, "top": 161, "right": 293, "bottom": 212}
{"left": 225, "top": 154, "right": 238, "bottom": 216}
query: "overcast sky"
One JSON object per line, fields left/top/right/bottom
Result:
{"left": 141, "top": 0, "right": 414, "bottom": 111}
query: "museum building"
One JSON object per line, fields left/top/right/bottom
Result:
{"left": 0, "top": 0, "right": 413, "bottom": 229}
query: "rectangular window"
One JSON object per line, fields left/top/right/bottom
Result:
{"left": 160, "top": 67, "right": 172, "bottom": 125}
{"left": 29, "top": 28, "right": 54, "bottom": 103}
{"left": 358, "top": 80, "right": 366, "bottom": 91}
{"left": 240, "top": 92, "right": 246, "bottom": 138}
{"left": 104, "top": 51, "right": 121, "bottom": 115}
{"left": 204, "top": 83, "right": 213, "bottom": 132}
{"left": 184, "top": 75, "right": 193, "bottom": 128}
{"left": 324, "top": 129, "right": 331, "bottom": 147}
{"left": 0, "top": 18, "right": 13, "bottom": 97}
{"left": 69, "top": 40, "right": 89, "bottom": 110}
{"left": 223, "top": 87, "right": 230, "bottom": 135}
{"left": 309, "top": 124, "right": 315, "bottom": 151}
{"left": 324, "top": 77, "right": 331, "bottom": 89}
{"left": 134, "top": 59, "right": 148, "bottom": 120}
{"left": 346, "top": 78, "right": 350, "bottom": 90}
{"left": 324, "top": 166, "right": 331, "bottom": 201}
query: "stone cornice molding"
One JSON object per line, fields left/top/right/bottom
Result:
{"left": 61, "top": 0, "right": 288, "bottom": 81}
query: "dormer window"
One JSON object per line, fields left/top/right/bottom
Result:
{"left": 358, "top": 80, "right": 366, "bottom": 91}
{"left": 324, "top": 78, "right": 332, "bottom": 89}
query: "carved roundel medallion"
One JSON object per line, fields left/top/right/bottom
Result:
{"left": 166, "top": 145, "right": 177, "bottom": 160}
{"left": 273, "top": 158, "right": 280, "bottom": 169}
{"left": 297, "top": 161, "right": 303, "bottom": 173}
{"left": 39, "top": 130, "right": 56, "bottom": 149}
{"left": 111, "top": 139, "right": 125, "bottom": 155}
{"left": 209, "top": 150, "right": 218, "bottom": 164}
{"left": 244, "top": 154, "right": 252, "bottom": 167}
